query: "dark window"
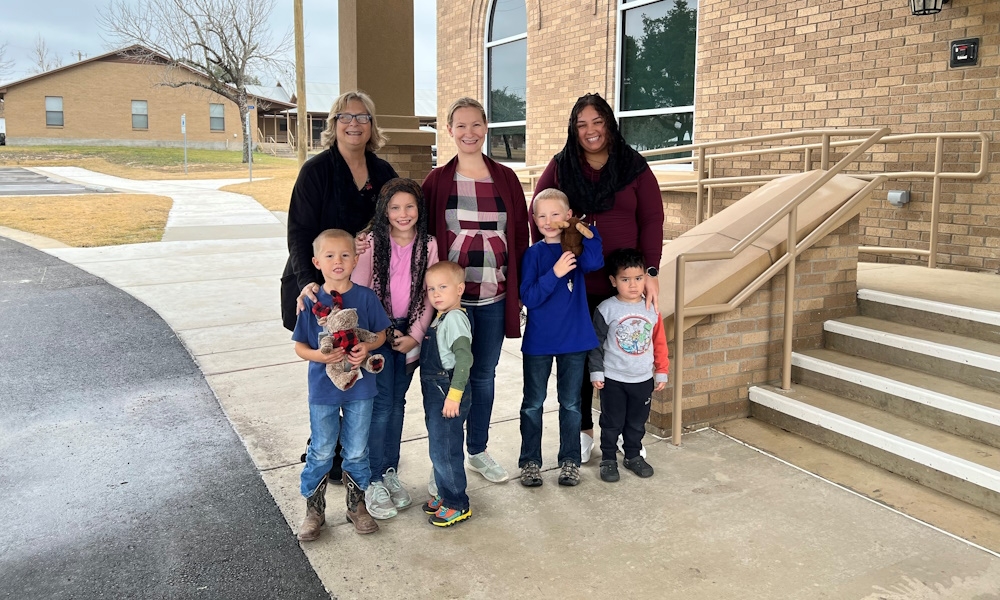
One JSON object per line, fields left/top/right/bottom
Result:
{"left": 486, "top": 0, "right": 527, "bottom": 163}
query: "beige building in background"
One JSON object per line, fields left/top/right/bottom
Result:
{"left": 437, "top": 0, "right": 998, "bottom": 273}
{"left": 0, "top": 46, "right": 292, "bottom": 150}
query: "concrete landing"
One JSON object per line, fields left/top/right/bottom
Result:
{"left": 858, "top": 262, "right": 1000, "bottom": 313}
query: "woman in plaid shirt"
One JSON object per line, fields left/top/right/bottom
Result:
{"left": 422, "top": 97, "right": 529, "bottom": 485}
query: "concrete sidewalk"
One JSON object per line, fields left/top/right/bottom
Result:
{"left": 14, "top": 168, "right": 1000, "bottom": 599}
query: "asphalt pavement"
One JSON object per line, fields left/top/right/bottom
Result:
{"left": 0, "top": 237, "right": 328, "bottom": 600}
{"left": 0, "top": 167, "right": 109, "bottom": 196}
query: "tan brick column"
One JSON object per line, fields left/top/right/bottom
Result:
{"left": 339, "top": 0, "right": 435, "bottom": 180}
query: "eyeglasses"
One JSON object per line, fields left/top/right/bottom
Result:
{"left": 335, "top": 113, "right": 372, "bottom": 124}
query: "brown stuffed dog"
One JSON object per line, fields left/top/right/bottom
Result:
{"left": 556, "top": 217, "right": 595, "bottom": 257}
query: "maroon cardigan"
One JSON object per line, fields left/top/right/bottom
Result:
{"left": 422, "top": 155, "right": 529, "bottom": 338}
{"left": 531, "top": 158, "right": 663, "bottom": 298}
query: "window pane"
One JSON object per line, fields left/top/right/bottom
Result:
{"left": 620, "top": 112, "right": 693, "bottom": 159}
{"left": 210, "top": 117, "right": 225, "bottom": 131}
{"left": 487, "top": 125, "right": 525, "bottom": 162}
{"left": 132, "top": 100, "right": 148, "bottom": 115}
{"left": 620, "top": 0, "right": 698, "bottom": 111}
{"left": 488, "top": 39, "right": 527, "bottom": 122}
{"left": 46, "top": 111, "right": 63, "bottom": 127}
{"left": 132, "top": 114, "right": 148, "bottom": 129}
{"left": 489, "top": 0, "right": 526, "bottom": 41}
{"left": 209, "top": 103, "right": 225, "bottom": 117}
{"left": 45, "top": 96, "right": 62, "bottom": 111}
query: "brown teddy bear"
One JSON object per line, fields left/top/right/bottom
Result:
{"left": 313, "top": 299, "right": 385, "bottom": 391}
{"left": 556, "top": 216, "right": 595, "bottom": 257}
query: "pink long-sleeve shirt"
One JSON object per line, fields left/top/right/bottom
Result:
{"left": 352, "top": 232, "right": 439, "bottom": 364}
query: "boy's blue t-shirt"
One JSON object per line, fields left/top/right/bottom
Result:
{"left": 292, "top": 285, "right": 391, "bottom": 405}
{"left": 519, "top": 227, "right": 604, "bottom": 356}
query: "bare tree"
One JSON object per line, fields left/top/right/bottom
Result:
{"left": 0, "top": 42, "right": 15, "bottom": 81}
{"left": 100, "top": 0, "right": 292, "bottom": 163}
{"left": 30, "top": 35, "right": 63, "bottom": 74}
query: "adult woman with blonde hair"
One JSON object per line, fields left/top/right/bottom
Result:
{"left": 422, "top": 97, "right": 529, "bottom": 485}
{"left": 280, "top": 90, "right": 398, "bottom": 530}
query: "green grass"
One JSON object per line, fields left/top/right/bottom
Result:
{"left": 0, "top": 144, "right": 296, "bottom": 168}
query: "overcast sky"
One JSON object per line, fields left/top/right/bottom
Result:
{"left": 0, "top": 0, "right": 437, "bottom": 90}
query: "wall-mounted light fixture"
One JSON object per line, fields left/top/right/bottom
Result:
{"left": 911, "top": 0, "right": 950, "bottom": 16}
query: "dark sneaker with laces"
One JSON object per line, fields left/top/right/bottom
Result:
{"left": 520, "top": 462, "right": 543, "bottom": 487}
{"left": 600, "top": 460, "right": 619, "bottom": 482}
{"left": 623, "top": 455, "right": 654, "bottom": 478}
{"left": 429, "top": 505, "right": 472, "bottom": 527}
{"left": 557, "top": 462, "right": 580, "bottom": 486}
{"left": 423, "top": 496, "right": 444, "bottom": 515}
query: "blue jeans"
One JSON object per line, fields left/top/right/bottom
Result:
{"left": 300, "top": 399, "right": 373, "bottom": 497}
{"left": 369, "top": 343, "right": 414, "bottom": 481}
{"left": 519, "top": 352, "right": 585, "bottom": 468}
{"left": 423, "top": 370, "right": 473, "bottom": 510}
{"left": 462, "top": 300, "right": 505, "bottom": 455}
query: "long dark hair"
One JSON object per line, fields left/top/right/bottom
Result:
{"left": 369, "top": 178, "right": 430, "bottom": 329}
{"left": 554, "top": 93, "right": 648, "bottom": 215}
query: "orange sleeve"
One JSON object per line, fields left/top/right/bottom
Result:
{"left": 651, "top": 316, "right": 670, "bottom": 375}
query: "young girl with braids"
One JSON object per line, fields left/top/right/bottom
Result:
{"left": 352, "top": 177, "right": 439, "bottom": 519}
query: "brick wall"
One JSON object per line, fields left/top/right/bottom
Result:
{"left": 5, "top": 58, "right": 247, "bottom": 149}
{"left": 645, "top": 217, "right": 862, "bottom": 433}
{"left": 380, "top": 143, "right": 434, "bottom": 181}
{"left": 697, "top": 0, "right": 999, "bottom": 272}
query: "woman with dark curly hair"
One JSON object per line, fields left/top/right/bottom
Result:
{"left": 531, "top": 93, "right": 664, "bottom": 465}
{"left": 351, "top": 177, "right": 438, "bottom": 518}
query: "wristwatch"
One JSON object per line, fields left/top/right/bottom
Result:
{"left": 646, "top": 266, "right": 659, "bottom": 278}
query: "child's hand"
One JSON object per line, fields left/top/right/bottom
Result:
{"left": 318, "top": 347, "right": 346, "bottom": 364}
{"left": 355, "top": 233, "right": 371, "bottom": 255}
{"left": 347, "top": 342, "right": 370, "bottom": 367}
{"left": 552, "top": 251, "right": 577, "bottom": 278}
{"left": 654, "top": 381, "right": 666, "bottom": 391}
{"left": 442, "top": 399, "right": 460, "bottom": 418}
{"left": 593, "top": 380, "right": 604, "bottom": 390}
{"left": 392, "top": 332, "right": 419, "bottom": 354}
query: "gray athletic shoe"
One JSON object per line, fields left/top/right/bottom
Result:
{"left": 364, "top": 481, "right": 398, "bottom": 519}
{"left": 382, "top": 468, "right": 412, "bottom": 509}
{"left": 467, "top": 450, "right": 509, "bottom": 483}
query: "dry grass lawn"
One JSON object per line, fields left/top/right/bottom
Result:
{"left": 220, "top": 168, "right": 298, "bottom": 211}
{"left": 0, "top": 194, "right": 173, "bottom": 247}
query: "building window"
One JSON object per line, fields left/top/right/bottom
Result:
{"left": 209, "top": 103, "right": 225, "bottom": 131}
{"left": 484, "top": 0, "right": 526, "bottom": 163}
{"left": 616, "top": 0, "right": 698, "bottom": 159}
{"left": 132, "top": 100, "right": 149, "bottom": 130}
{"left": 45, "top": 96, "right": 63, "bottom": 127}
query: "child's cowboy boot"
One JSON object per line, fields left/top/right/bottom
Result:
{"left": 343, "top": 471, "right": 379, "bottom": 534}
{"left": 297, "top": 476, "right": 327, "bottom": 541}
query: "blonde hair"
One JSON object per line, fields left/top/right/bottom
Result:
{"left": 313, "top": 229, "right": 356, "bottom": 255}
{"left": 320, "top": 90, "right": 388, "bottom": 152}
{"left": 533, "top": 188, "right": 570, "bottom": 213}
{"left": 425, "top": 260, "right": 465, "bottom": 285}
{"left": 446, "top": 97, "right": 487, "bottom": 127}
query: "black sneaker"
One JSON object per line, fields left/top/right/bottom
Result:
{"left": 520, "top": 462, "right": 543, "bottom": 487}
{"left": 599, "top": 460, "right": 619, "bottom": 482}
{"left": 623, "top": 455, "right": 654, "bottom": 478}
{"left": 557, "top": 462, "right": 580, "bottom": 486}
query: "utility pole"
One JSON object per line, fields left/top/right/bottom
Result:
{"left": 294, "top": 0, "right": 308, "bottom": 166}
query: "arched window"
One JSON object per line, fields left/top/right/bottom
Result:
{"left": 485, "top": 0, "right": 527, "bottom": 163}
{"left": 616, "top": 0, "right": 698, "bottom": 160}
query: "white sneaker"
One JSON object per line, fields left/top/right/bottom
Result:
{"left": 382, "top": 467, "right": 412, "bottom": 509}
{"left": 364, "top": 482, "right": 397, "bottom": 520}
{"left": 428, "top": 467, "right": 438, "bottom": 497}
{"left": 616, "top": 434, "right": 647, "bottom": 458}
{"left": 467, "top": 450, "right": 509, "bottom": 483}
{"left": 580, "top": 432, "right": 594, "bottom": 463}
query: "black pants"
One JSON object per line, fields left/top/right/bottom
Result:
{"left": 598, "top": 378, "right": 653, "bottom": 462}
{"left": 580, "top": 293, "right": 607, "bottom": 430}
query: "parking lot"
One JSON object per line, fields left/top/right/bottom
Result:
{"left": 0, "top": 166, "right": 111, "bottom": 195}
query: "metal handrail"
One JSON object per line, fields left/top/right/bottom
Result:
{"left": 670, "top": 127, "right": 891, "bottom": 446}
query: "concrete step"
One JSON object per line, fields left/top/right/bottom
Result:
{"left": 750, "top": 384, "right": 1000, "bottom": 515}
{"left": 859, "top": 289, "right": 1000, "bottom": 345}
{"left": 824, "top": 315, "right": 1000, "bottom": 394}
{"left": 792, "top": 348, "right": 1000, "bottom": 448}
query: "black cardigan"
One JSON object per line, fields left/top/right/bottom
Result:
{"left": 280, "top": 145, "right": 398, "bottom": 331}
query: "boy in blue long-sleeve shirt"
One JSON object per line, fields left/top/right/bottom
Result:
{"left": 518, "top": 189, "right": 603, "bottom": 487}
